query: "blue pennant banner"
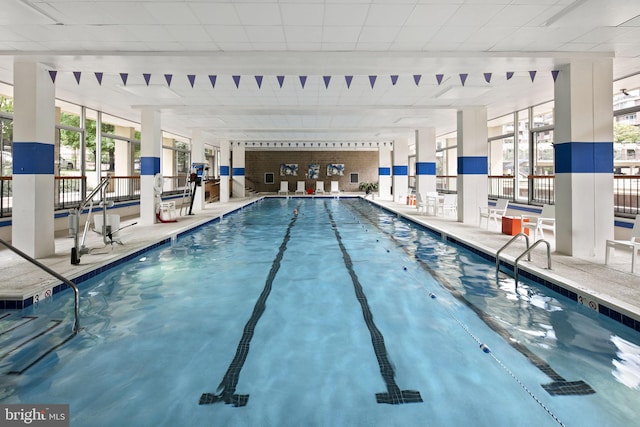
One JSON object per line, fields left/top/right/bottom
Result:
{"left": 49, "top": 70, "right": 57, "bottom": 83}
{"left": 95, "top": 72, "right": 103, "bottom": 85}
{"left": 323, "top": 75, "right": 331, "bottom": 88}
{"left": 165, "top": 74, "right": 173, "bottom": 86}
{"left": 506, "top": 71, "right": 514, "bottom": 80}
{"left": 413, "top": 74, "right": 421, "bottom": 86}
{"left": 459, "top": 73, "right": 468, "bottom": 86}
{"left": 484, "top": 73, "right": 492, "bottom": 83}
{"left": 529, "top": 70, "right": 537, "bottom": 82}
{"left": 277, "top": 75, "right": 285, "bottom": 88}
{"left": 120, "top": 73, "right": 128, "bottom": 86}
{"left": 390, "top": 75, "right": 399, "bottom": 85}
{"left": 208, "top": 75, "right": 216, "bottom": 88}
{"left": 436, "top": 74, "right": 444, "bottom": 85}
{"left": 369, "top": 75, "right": 377, "bottom": 88}
{"left": 188, "top": 74, "right": 196, "bottom": 88}
{"left": 73, "top": 71, "right": 81, "bottom": 84}
{"left": 299, "top": 75, "right": 307, "bottom": 88}
{"left": 345, "top": 75, "right": 353, "bottom": 88}
{"left": 552, "top": 70, "right": 559, "bottom": 82}
{"left": 143, "top": 73, "right": 151, "bottom": 86}
{"left": 255, "top": 75, "right": 263, "bottom": 88}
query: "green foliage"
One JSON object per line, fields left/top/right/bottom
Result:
{"left": 358, "top": 182, "right": 378, "bottom": 193}
{"left": 614, "top": 123, "right": 640, "bottom": 144}
{"left": 59, "top": 112, "right": 116, "bottom": 164}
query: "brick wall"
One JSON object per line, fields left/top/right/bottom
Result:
{"left": 244, "top": 150, "right": 379, "bottom": 193}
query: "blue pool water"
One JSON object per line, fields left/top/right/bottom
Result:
{"left": 1, "top": 198, "right": 640, "bottom": 426}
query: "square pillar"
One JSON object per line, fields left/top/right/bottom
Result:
{"left": 12, "top": 62, "right": 56, "bottom": 258}
{"left": 457, "top": 108, "right": 488, "bottom": 224}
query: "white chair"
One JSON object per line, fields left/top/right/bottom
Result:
{"left": 424, "top": 191, "right": 440, "bottom": 216}
{"left": 278, "top": 181, "right": 289, "bottom": 195}
{"left": 295, "top": 180, "right": 305, "bottom": 195}
{"left": 521, "top": 204, "right": 556, "bottom": 241}
{"left": 416, "top": 193, "right": 428, "bottom": 215}
{"left": 315, "top": 181, "right": 325, "bottom": 194}
{"left": 479, "top": 198, "right": 509, "bottom": 229}
{"left": 439, "top": 193, "right": 457, "bottom": 217}
{"left": 605, "top": 215, "right": 640, "bottom": 273}
{"left": 330, "top": 181, "right": 340, "bottom": 194}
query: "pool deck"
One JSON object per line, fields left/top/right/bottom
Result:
{"left": 1, "top": 194, "right": 640, "bottom": 332}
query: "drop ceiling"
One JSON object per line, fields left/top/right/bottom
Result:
{"left": 0, "top": 0, "right": 639, "bottom": 145}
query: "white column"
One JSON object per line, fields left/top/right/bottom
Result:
{"left": 11, "top": 62, "right": 56, "bottom": 257}
{"left": 232, "top": 142, "right": 246, "bottom": 198}
{"left": 219, "top": 140, "right": 230, "bottom": 202}
{"left": 554, "top": 59, "right": 614, "bottom": 258}
{"left": 415, "top": 127, "right": 436, "bottom": 197}
{"left": 378, "top": 142, "right": 392, "bottom": 200}
{"left": 457, "top": 108, "right": 488, "bottom": 224}
{"left": 140, "top": 110, "right": 161, "bottom": 225}
{"left": 392, "top": 135, "right": 409, "bottom": 204}
{"left": 191, "top": 130, "right": 206, "bottom": 212}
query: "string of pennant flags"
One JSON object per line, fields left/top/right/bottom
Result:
{"left": 49, "top": 70, "right": 560, "bottom": 89}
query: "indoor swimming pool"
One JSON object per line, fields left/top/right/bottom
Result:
{"left": 1, "top": 198, "right": 639, "bottom": 426}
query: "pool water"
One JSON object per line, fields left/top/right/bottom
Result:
{"left": 1, "top": 198, "right": 639, "bottom": 426}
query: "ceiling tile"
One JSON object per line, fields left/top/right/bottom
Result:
{"left": 280, "top": 3, "right": 325, "bottom": 26}
{"left": 142, "top": 2, "right": 200, "bottom": 25}
{"left": 234, "top": 3, "right": 282, "bottom": 26}
{"left": 324, "top": 4, "right": 370, "bottom": 26}
{"left": 189, "top": 3, "right": 241, "bottom": 25}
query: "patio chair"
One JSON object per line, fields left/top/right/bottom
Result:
{"left": 479, "top": 198, "right": 509, "bottom": 229}
{"left": 295, "top": 180, "right": 305, "bottom": 195}
{"left": 605, "top": 215, "right": 640, "bottom": 273}
{"left": 315, "top": 181, "right": 325, "bottom": 194}
{"left": 278, "top": 181, "right": 289, "bottom": 195}
{"left": 521, "top": 204, "right": 556, "bottom": 241}
{"left": 439, "top": 193, "right": 457, "bottom": 217}
{"left": 330, "top": 181, "right": 340, "bottom": 194}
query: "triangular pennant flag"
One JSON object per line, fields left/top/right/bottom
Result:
{"left": 323, "top": 76, "right": 331, "bottom": 89}
{"left": 208, "top": 75, "right": 216, "bottom": 89}
{"left": 551, "top": 70, "right": 559, "bottom": 82}
{"left": 299, "top": 76, "right": 307, "bottom": 88}
{"left": 529, "top": 71, "right": 537, "bottom": 82}
{"left": 345, "top": 75, "right": 353, "bottom": 88}
{"left": 120, "top": 73, "right": 128, "bottom": 86}
{"left": 232, "top": 75, "right": 241, "bottom": 88}
{"left": 95, "top": 72, "right": 103, "bottom": 85}
{"left": 413, "top": 75, "right": 421, "bottom": 86}
{"left": 435, "top": 74, "right": 444, "bottom": 85}
{"left": 255, "top": 75, "right": 263, "bottom": 88}
{"left": 188, "top": 74, "right": 196, "bottom": 88}
{"left": 48, "top": 70, "right": 57, "bottom": 83}
{"left": 165, "top": 74, "right": 173, "bottom": 86}
{"left": 506, "top": 71, "right": 514, "bottom": 80}
{"left": 277, "top": 75, "right": 285, "bottom": 88}
{"left": 73, "top": 71, "right": 81, "bottom": 84}
{"left": 484, "top": 73, "right": 492, "bottom": 83}
{"left": 143, "top": 73, "right": 151, "bottom": 86}
{"left": 459, "top": 73, "right": 468, "bottom": 86}
{"left": 369, "top": 75, "right": 377, "bottom": 88}
{"left": 390, "top": 75, "right": 399, "bottom": 85}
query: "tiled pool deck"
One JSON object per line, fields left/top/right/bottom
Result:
{"left": 1, "top": 195, "right": 639, "bottom": 333}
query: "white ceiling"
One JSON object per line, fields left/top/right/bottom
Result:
{"left": 0, "top": 0, "right": 639, "bottom": 145}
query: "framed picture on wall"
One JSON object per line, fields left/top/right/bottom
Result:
{"left": 350, "top": 173, "right": 359, "bottom": 184}
{"left": 280, "top": 163, "right": 298, "bottom": 176}
{"left": 308, "top": 164, "right": 320, "bottom": 179}
{"left": 327, "top": 163, "right": 344, "bottom": 176}
{"left": 264, "top": 172, "right": 275, "bottom": 184}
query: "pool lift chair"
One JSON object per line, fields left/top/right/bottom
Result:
{"left": 70, "top": 176, "right": 121, "bottom": 264}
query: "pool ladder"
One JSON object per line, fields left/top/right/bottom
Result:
{"left": 496, "top": 233, "right": 552, "bottom": 284}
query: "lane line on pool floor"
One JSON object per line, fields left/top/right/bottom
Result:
{"left": 347, "top": 201, "right": 595, "bottom": 398}
{"left": 325, "top": 202, "right": 423, "bottom": 405}
{"left": 199, "top": 202, "right": 302, "bottom": 407}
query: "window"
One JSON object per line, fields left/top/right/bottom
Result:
{"left": 264, "top": 172, "right": 274, "bottom": 184}
{"left": 350, "top": 172, "right": 359, "bottom": 184}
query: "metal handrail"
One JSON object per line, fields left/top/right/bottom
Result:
{"left": 0, "top": 238, "right": 80, "bottom": 334}
{"left": 495, "top": 232, "right": 530, "bottom": 275}
{"left": 514, "top": 239, "right": 552, "bottom": 285}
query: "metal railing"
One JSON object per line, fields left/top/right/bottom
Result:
{"left": 488, "top": 175, "right": 516, "bottom": 200}
{"left": 0, "top": 238, "right": 80, "bottom": 334}
{"left": 495, "top": 232, "right": 530, "bottom": 276}
{"left": 529, "top": 175, "right": 555, "bottom": 205}
{"left": 1, "top": 176, "right": 11, "bottom": 218}
{"left": 514, "top": 239, "right": 552, "bottom": 285}
{"left": 614, "top": 175, "right": 640, "bottom": 217}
